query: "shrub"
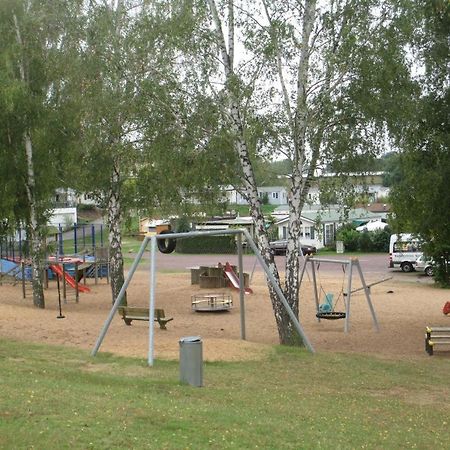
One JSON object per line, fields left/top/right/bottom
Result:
{"left": 77, "top": 203, "right": 96, "bottom": 211}
{"left": 336, "top": 224, "right": 359, "bottom": 252}
{"left": 176, "top": 235, "right": 236, "bottom": 254}
{"left": 358, "top": 231, "right": 372, "bottom": 252}
{"left": 174, "top": 217, "right": 191, "bottom": 233}
{"left": 369, "top": 228, "right": 391, "bottom": 252}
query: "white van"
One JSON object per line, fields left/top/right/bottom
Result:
{"left": 389, "top": 233, "right": 423, "bottom": 272}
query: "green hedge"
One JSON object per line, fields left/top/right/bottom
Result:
{"left": 336, "top": 225, "right": 391, "bottom": 252}
{"left": 176, "top": 235, "right": 237, "bottom": 254}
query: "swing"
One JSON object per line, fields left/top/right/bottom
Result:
{"left": 315, "top": 262, "right": 346, "bottom": 320}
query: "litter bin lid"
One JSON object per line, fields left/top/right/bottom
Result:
{"left": 179, "top": 336, "right": 202, "bottom": 343}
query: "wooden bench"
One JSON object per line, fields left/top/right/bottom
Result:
{"left": 425, "top": 327, "right": 450, "bottom": 355}
{"left": 117, "top": 306, "right": 173, "bottom": 330}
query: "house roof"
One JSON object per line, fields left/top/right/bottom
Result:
{"left": 274, "top": 207, "right": 384, "bottom": 226}
{"left": 196, "top": 216, "right": 254, "bottom": 227}
{"left": 364, "top": 202, "right": 391, "bottom": 213}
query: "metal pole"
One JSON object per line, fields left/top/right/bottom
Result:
{"left": 349, "top": 276, "right": 393, "bottom": 294}
{"left": 58, "top": 225, "right": 63, "bottom": 255}
{"left": 62, "top": 263, "right": 67, "bottom": 303}
{"left": 249, "top": 256, "right": 258, "bottom": 283}
{"left": 237, "top": 233, "right": 246, "bottom": 340}
{"left": 74, "top": 223, "right": 78, "bottom": 254}
{"left": 91, "top": 236, "right": 149, "bottom": 356}
{"left": 308, "top": 257, "right": 351, "bottom": 265}
{"left": 344, "top": 260, "right": 353, "bottom": 333}
{"left": 354, "top": 259, "right": 380, "bottom": 331}
{"left": 21, "top": 262, "right": 26, "bottom": 299}
{"left": 298, "top": 255, "right": 309, "bottom": 290}
{"left": 19, "top": 232, "right": 22, "bottom": 259}
{"left": 148, "top": 236, "right": 157, "bottom": 366}
{"left": 75, "top": 262, "right": 79, "bottom": 303}
{"left": 298, "top": 247, "right": 311, "bottom": 282}
{"left": 242, "top": 230, "right": 314, "bottom": 353}
{"left": 311, "top": 260, "right": 320, "bottom": 321}
{"left": 91, "top": 224, "right": 95, "bottom": 251}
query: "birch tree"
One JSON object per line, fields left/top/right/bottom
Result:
{"left": 0, "top": 0, "right": 82, "bottom": 308}
{"left": 76, "top": 1, "right": 234, "bottom": 303}
{"left": 195, "top": 0, "right": 416, "bottom": 344}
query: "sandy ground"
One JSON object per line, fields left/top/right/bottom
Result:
{"left": 1, "top": 268, "right": 449, "bottom": 362}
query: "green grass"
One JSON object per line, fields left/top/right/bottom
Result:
{"left": 316, "top": 248, "right": 386, "bottom": 257}
{"left": 232, "top": 204, "right": 278, "bottom": 216}
{"left": 0, "top": 339, "right": 449, "bottom": 449}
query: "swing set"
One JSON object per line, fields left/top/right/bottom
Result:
{"left": 299, "top": 256, "right": 380, "bottom": 333}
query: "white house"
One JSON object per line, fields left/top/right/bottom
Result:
{"left": 307, "top": 172, "right": 390, "bottom": 204}
{"left": 273, "top": 207, "right": 387, "bottom": 249}
{"left": 222, "top": 185, "right": 289, "bottom": 206}
{"left": 257, "top": 186, "right": 288, "bottom": 205}
{"left": 47, "top": 207, "right": 78, "bottom": 229}
{"left": 223, "top": 172, "right": 389, "bottom": 208}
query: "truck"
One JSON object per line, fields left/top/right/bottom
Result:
{"left": 388, "top": 233, "right": 423, "bottom": 272}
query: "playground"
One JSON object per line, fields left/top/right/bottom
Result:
{"left": 0, "top": 261, "right": 448, "bottom": 361}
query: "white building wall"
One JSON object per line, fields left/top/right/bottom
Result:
{"left": 276, "top": 220, "right": 324, "bottom": 249}
{"left": 47, "top": 208, "right": 78, "bottom": 229}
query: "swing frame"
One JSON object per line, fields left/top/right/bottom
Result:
{"left": 299, "top": 256, "right": 379, "bottom": 333}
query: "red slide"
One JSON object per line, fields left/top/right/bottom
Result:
{"left": 224, "top": 262, "right": 253, "bottom": 294}
{"left": 50, "top": 264, "right": 91, "bottom": 293}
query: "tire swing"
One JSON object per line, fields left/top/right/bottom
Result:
{"left": 157, "top": 230, "right": 176, "bottom": 254}
{"left": 315, "top": 262, "right": 347, "bottom": 321}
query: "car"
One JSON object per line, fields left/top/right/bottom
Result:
{"left": 414, "top": 255, "right": 434, "bottom": 276}
{"left": 269, "top": 239, "right": 317, "bottom": 256}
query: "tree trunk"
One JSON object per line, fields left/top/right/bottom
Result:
{"left": 14, "top": 13, "right": 45, "bottom": 308}
{"left": 276, "top": 0, "right": 317, "bottom": 345}
{"left": 230, "top": 108, "right": 296, "bottom": 344}
{"left": 23, "top": 131, "right": 45, "bottom": 308}
{"left": 207, "top": 0, "right": 308, "bottom": 345}
{"left": 107, "top": 164, "right": 126, "bottom": 306}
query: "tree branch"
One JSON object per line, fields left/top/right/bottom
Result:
{"left": 261, "top": 0, "right": 295, "bottom": 134}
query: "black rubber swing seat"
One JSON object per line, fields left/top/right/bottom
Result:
{"left": 316, "top": 311, "right": 346, "bottom": 320}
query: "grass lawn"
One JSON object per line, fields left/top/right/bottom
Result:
{"left": 232, "top": 204, "right": 278, "bottom": 216}
{"left": 1, "top": 339, "right": 449, "bottom": 449}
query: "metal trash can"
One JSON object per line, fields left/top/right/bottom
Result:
{"left": 179, "top": 336, "right": 203, "bottom": 387}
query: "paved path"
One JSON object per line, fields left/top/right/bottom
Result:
{"left": 132, "top": 251, "right": 432, "bottom": 285}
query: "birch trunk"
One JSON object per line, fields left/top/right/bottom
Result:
{"left": 24, "top": 131, "right": 45, "bottom": 309}
{"left": 207, "top": 0, "right": 319, "bottom": 345}
{"left": 14, "top": 14, "right": 45, "bottom": 308}
{"left": 107, "top": 164, "right": 126, "bottom": 305}
{"left": 208, "top": 0, "right": 301, "bottom": 344}
{"left": 282, "top": 0, "right": 317, "bottom": 344}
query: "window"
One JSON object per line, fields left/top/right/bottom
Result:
{"left": 272, "top": 192, "right": 279, "bottom": 199}
{"left": 393, "top": 241, "right": 421, "bottom": 252}
{"left": 324, "top": 224, "right": 335, "bottom": 245}
{"left": 303, "top": 226, "right": 311, "bottom": 239}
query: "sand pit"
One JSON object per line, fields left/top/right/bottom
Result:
{"left": 0, "top": 268, "right": 449, "bottom": 362}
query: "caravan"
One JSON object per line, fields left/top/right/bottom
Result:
{"left": 389, "top": 233, "right": 423, "bottom": 272}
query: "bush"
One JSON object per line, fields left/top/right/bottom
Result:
{"left": 176, "top": 235, "right": 236, "bottom": 254}
{"left": 77, "top": 204, "right": 96, "bottom": 211}
{"left": 336, "top": 224, "right": 359, "bottom": 252}
{"left": 174, "top": 217, "right": 191, "bottom": 233}
{"left": 336, "top": 224, "right": 391, "bottom": 252}
{"left": 358, "top": 232, "right": 372, "bottom": 252}
{"left": 370, "top": 228, "right": 391, "bottom": 252}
